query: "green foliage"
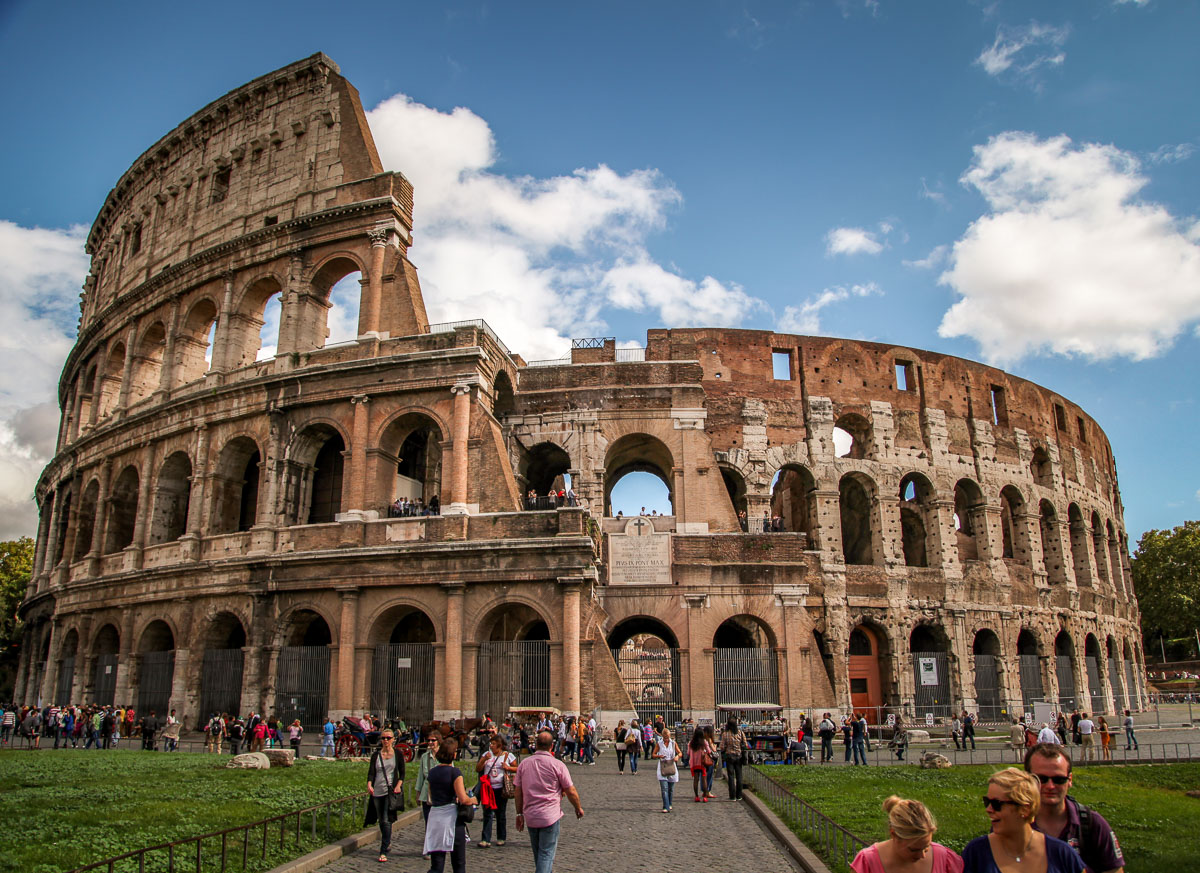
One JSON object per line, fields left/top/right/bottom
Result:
{"left": 756, "top": 762, "right": 1200, "bottom": 871}
{"left": 0, "top": 537, "right": 35, "bottom": 697}
{"left": 1132, "top": 521, "right": 1200, "bottom": 658}
{"left": 0, "top": 750, "right": 477, "bottom": 873}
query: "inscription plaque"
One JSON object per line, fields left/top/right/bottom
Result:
{"left": 608, "top": 517, "right": 672, "bottom": 586}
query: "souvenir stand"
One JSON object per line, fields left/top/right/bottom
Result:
{"left": 716, "top": 704, "right": 788, "bottom": 763}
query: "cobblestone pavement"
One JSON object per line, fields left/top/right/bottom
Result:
{"left": 319, "top": 762, "right": 800, "bottom": 873}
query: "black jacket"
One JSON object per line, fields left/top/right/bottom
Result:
{"left": 363, "top": 750, "right": 405, "bottom": 826}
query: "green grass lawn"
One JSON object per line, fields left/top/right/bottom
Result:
{"left": 755, "top": 762, "right": 1200, "bottom": 871}
{"left": 0, "top": 750, "right": 478, "bottom": 873}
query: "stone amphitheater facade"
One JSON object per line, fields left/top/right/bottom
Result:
{"left": 16, "top": 54, "right": 1146, "bottom": 729}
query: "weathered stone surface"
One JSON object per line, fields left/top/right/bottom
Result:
{"left": 919, "top": 751, "right": 953, "bottom": 769}
{"left": 227, "top": 752, "right": 271, "bottom": 770}
{"left": 262, "top": 748, "right": 295, "bottom": 767}
{"left": 905, "top": 729, "right": 931, "bottom": 744}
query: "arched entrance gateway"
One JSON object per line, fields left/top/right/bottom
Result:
{"left": 608, "top": 617, "right": 681, "bottom": 726}
{"left": 91, "top": 623, "right": 120, "bottom": 706}
{"left": 910, "top": 624, "right": 953, "bottom": 719}
{"left": 848, "top": 624, "right": 886, "bottom": 720}
{"left": 275, "top": 610, "right": 332, "bottom": 733}
{"left": 973, "top": 629, "right": 1004, "bottom": 721}
{"left": 370, "top": 606, "right": 436, "bottom": 726}
{"left": 712, "top": 616, "right": 779, "bottom": 718}
{"left": 1054, "top": 631, "right": 1078, "bottom": 710}
{"left": 1017, "top": 629, "right": 1044, "bottom": 710}
{"left": 136, "top": 620, "right": 175, "bottom": 717}
{"left": 475, "top": 604, "right": 551, "bottom": 716}
{"left": 1084, "top": 634, "right": 1106, "bottom": 715}
{"left": 199, "top": 613, "right": 246, "bottom": 725}
{"left": 56, "top": 629, "right": 79, "bottom": 706}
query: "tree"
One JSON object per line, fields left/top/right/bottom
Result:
{"left": 0, "top": 537, "right": 34, "bottom": 698}
{"left": 1132, "top": 521, "right": 1200, "bottom": 661}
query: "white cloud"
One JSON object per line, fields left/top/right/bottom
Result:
{"left": 1148, "top": 143, "right": 1195, "bottom": 165}
{"left": 904, "top": 245, "right": 949, "bottom": 269}
{"left": 975, "top": 21, "right": 1069, "bottom": 85}
{"left": 938, "top": 132, "right": 1200, "bottom": 364}
{"left": 366, "top": 94, "right": 764, "bottom": 359}
{"left": 920, "top": 177, "right": 949, "bottom": 207}
{"left": 1114, "top": 0, "right": 1150, "bottom": 6}
{"left": 779, "top": 282, "right": 882, "bottom": 335}
{"left": 0, "top": 221, "right": 89, "bottom": 538}
{"left": 825, "top": 226, "right": 884, "bottom": 256}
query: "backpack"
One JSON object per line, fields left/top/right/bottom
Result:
{"left": 1067, "top": 796, "right": 1095, "bottom": 847}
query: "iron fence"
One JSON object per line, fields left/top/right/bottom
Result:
{"left": 611, "top": 646, "right": 683, "bottom": 727}
{"left": 69, "top": 792, "right": 371, "bottom": 873}
{"left": 93, "top": 654, "right": 118, "bottom": 707}
{"left": 56, "top": 656, "right": 75, "bottom": 707}
{"left": 714, "top": 648, "right": 779, "bottom": 706}
{"left": 371, "top": 643, "right": 435, "bottom": 726}
{"left": 476, "top": 640, "right": 551, "bottom": 715}
{"left": 1055, "top": 655, "right": 1077, "bottom": 709}
{"left": 199, "top": 649, "right": 244, "bottom": 727}
{"left": 275, "top": 646, "right": 331, "bottom": 734}
{"left": 742, "top": 764, "right": 867, "bottom": 871}
{"left": 137, "top": 651, "right": 175, "bottom": 718}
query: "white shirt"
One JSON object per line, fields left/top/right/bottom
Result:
{"left": 1037, "top": 726, "right": 1060, "bottom": 744}
{"left": 1078, "top": 719, "right": 1094, "bottom": 735}
{"left": 481, "top": 750, "right": 516, "bottom": 788}
{"left": 655, "top": 739, "right": 679, "bottom": 782}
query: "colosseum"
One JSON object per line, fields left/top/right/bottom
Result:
{"left": 16, "top": 53, "right": 1147, "bottom": 731}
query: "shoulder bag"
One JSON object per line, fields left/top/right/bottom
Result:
{"left": 456, "top": 801, "right": 476, "bottom": 825}
{"left": 659, "top": 743, "right": 677, "bottom": 777}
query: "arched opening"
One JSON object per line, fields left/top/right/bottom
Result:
{"left": 1106, "top": 520, "right": 1124, "bottom": 598}
{"left": 608, "top": 616, "right": 682, "bottom": 726}
{"left": 176, "top": 298, "right": 218, "bottom": 384}
{"left": 199, "top": 612, "right": 246, "bottom": 724}
{"left": 839, "top": 473, "right": 876, "bottom": 565}
{"left": 378, "top": 413, "right": 444, "bottom": 515}
{"left": 1030, "top": 447, "right": 1053, "bottom": 487}
{"left": 210, "top": 437, "right": 260, "bottom": 534}
{"left": 910, "top": 624, "right": 953, "bottom": 718}
{"left": 229, "top": 277, "right": 283, "bottom": 368}
{"left": 492, "top": 371, "right": 516, "bottom": 418}
{"left": 72, "top": 479, "right": 100, "bottom": 561}
{"left": 91, "top": 623, "right": 120, "bottom": 706}
{"left": 833, "top": 412, "right": 871, "bottom": 459}
{"left": 258, "top": 294, "right": 283, "bottom": 361}
{"left": 1039, "top": 501, "right": 1066, "bottom": 584}
{"left": 1122, "top": 639, "right": 1137, "bottom": 711}
{"left": 899, "top": 473, "right": 935, "bottom": 567}
{"left": 136, "top": 620, "right": 175, "bottom": 718}
{"left": 1067, "top": 504, "right": 1092, "bottom": 587}
{"left": 1084, "top": 634, "right": 1105, "bottom": 715}
{"left": 128, "top": 322, "right": 166, "bottom": 406}
{"left": 305, "top": 258, "right": 362, "bottom": 351}
{"left": 150, "top": 452, "right": 192, "bottom": 544}
{"left": 51, "top": 489, "right": 72, "bottom": 567}
{"left": 476, "top": 603, "right": 551, "bottom": 714}
{"left": 104, "top": 465, "right": 140, "bottom": 554}
{"left": 519, "top": 441, "right": 571, "bottom": 509}
{"left": 1054, "top": 631, "right": 1077, "bottom": 709}
{"left": 55, "top": 629, "right": 79, "bottom": 706}
{"left": 78, "top": 365, "right": 97, "bottom": 429}
{"left": 953, "top": 479, "right": 985, "bottom": 563}
{"left": 97, "top": 342, "right": 126, "bottom": 418}
{"left": 722, "top": 466, "right": 749, "bottom": 529}
{"left": 1000, "top": 486, "right": 1028, "bottom": 563}
{"left": 713, "top": 615, "right": 779, "bottom": 707}
{"left": 849, "top": 624, "right": 889, "bottom": 719}
{"left": 323, "top": 267, "right": 363, "bottom": 347}
{"left": 1017, "top": 629, "right": 1044, "bottom": 709}
{"left": 771, "top": 464, "right": 818, "bottom": 540}
{"left": 1091, "top": 511, "right": 1110, "bottom": 588}
{"left": 276, "top": 609, "right": 332, "bottom": 732}
{"left": 370, "top": 606, "right": 437, "bottom": 725}
{"left": 973, "top": 629, "right": 1003, "bottom": 720}
{"left": 604, "top": 433, "right": 675, "bottom": 517}
{"left": 281, "top": 425, "right": 345, "bottom": 525}
{"left": 1106, "top": 635, "right": 1126, "bottom": 714}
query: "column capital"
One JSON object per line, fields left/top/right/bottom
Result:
{"left": 368, "top": 227, "right": 390, "bottom": 246}
{"left": 337, "top": 586, "right": 360, "bottom": 600}
{"left": 351, "top": 394, "right": 370, "bottom": 405}
{"left": 440, "top": 581, "right": 467, "bottom": 594}
{"left": 450, "top": 381, "right": 477, "bottom": 396}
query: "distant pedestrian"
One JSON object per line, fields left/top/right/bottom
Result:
{"left": 961, "top": 710, "right": 976, "bottom": 750}
{"left": 1097, "top": 716, "right": 1112, "bottom": 761}
{"left": 364, "top": 728, "right": 405, "bottom": 864}
{"left": 1037, "top": 722, "right": 1060, "bottom": 745}
{"left": 423, "top": 736, "right": 474, "bottom": 872}
{"left": 514, "top": 730, "right": 583, "bottom": 873}
{"left": 850, "top": 795, "right": 963, "bottom": 873}
{"left": 288, "top": 719, "right": 304, "bottom": 755}
{"left": 655, "top": 727, "right": 682, "bottom": 811}
{"left": 613, "top": 719, "right": 631, "bottom": 774}
{"left": 1122, "top": 709, "right": 1137, "bottom": 750}
{"left": 719, "top": 718, "right": 749, "bottom": 800}
{"left": 1077, "top": 713, "right": 1095, "bottom": 761}
{"left": 851, "top": 713, "right": 869, "bottom": 765}
{"left": 688, "top": 727, "right": 710, "bottom": 801}
{"left": 321, "top": 717, "right": 335, "bottom": 757}
{"left": 626, "top": 719, "right": 641, "bottom": 774}
{"left": 818, "top": 713, "right": 836, "bottom": 763}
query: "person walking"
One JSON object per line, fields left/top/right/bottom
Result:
{"left": 626, "top": 719, "right": 640, "bottom": 774}
{"left": 288, "top": 719, "right": 304, "bottom": 755}
{"left": 655, "top": 726, "right": 682, "bottom": 811}
{"left": 851, "top": 712, "right": 869, "bottom": 765}
{"left": 1122, "top": 709, "right": 1137, "bottom": 750}
{"left": 720, "top": 718, "right": 749, "bottom": 800}
{"left": 477, "top": 734, "right": 518, "bottom": 848}
{"left": 1056, "top": 713, "right": 1069, "bottom": 745}
{"left": 613, "top": 719, "right": 631, "bottom": 774}
{"left": 1077, "top": 713, "right": 1095, "bottom": 761}
{"left": 842, "top": 716, "right": 853, "bottom": 762}
{"left": 961, "top": 768, "right": 1084, "bottom": 873}
{"left": 1011, "top": 719, "right": 1028, "bottom": 762}
{"left": 850, "top": 795, "right": 964, "bottom": 873}
{"left": 1097, "top": 716, "right": 1112, "bottom": 761}
{"left": 321, "top": 717, "right": 336, "bottom": 757}
{"left": 423, "top": 736, "right": 475, "bottom": 873}
{"left": 891, "top": 715, "right": 908, "bottom": 762}
{"left": 687, "top": 727, "right": 710, "bottom": 802}
{"left": 702, "top": 725, "right": 718, "bottom": 798}
{"left": 514, "top": 730, "right": 584, "bottom": 873}
{"left": 951, "top": 714, "right": 963, "bottom": 750}
{"left": 961, "top": 710, "right": 977, "bottom": 750}
{"left": 818, "top": 713, "right": 836, "bottom": 763}
{"left": 364, "top": 728, "right": 405, "bottom": 863}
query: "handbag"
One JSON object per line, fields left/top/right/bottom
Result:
{"left": 456, "top": 802, "right": 475, "bottom": 825}
{"left": 388, "top": 790, "right": 405, "bottom": 812}
{"left": 701, "top": 750, "right": 713, "bottom": 767}
{"left": 659, "top": 758, "right": 677, "bottom": 777}
{"left": 502, "top": 773, "right": 515, "bottom": 799}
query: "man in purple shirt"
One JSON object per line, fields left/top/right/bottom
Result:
{"left": 514, "top": 730, "right": 584, "bottom": 873}
{"left": 1025, "top": 744, "right": 1124, "bottom": 873}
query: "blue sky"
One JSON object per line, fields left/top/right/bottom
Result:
{"left": 0, "top": 0, "right": 1197, "bottom": 541}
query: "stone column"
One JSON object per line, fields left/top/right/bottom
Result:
{"left": 39, "top": 619, "right": 61, "bottom": 704}
{"left": 210, "top": 271, "right": 236, "bottom": 375}
{"left": 84, "top": 464, "right": 111, "bottom": 577}
{"left": 334, "top": 589, "right": 359, "bottom": 716}
{"left": 341, "top": 395, "right": 372, "bottom": 520}
{"left": 682, "top": 593, "right": 711, "bottom": 718}
{"left": 359, "top": 227, "right": 388, "bottom": 338}
{"left": 41, "top": 490, "right": 64, "bottom": 577}
{"left": 157, "top": 298, "right": 181, "bottom": 396}
{"left": 71, "top": 377, "right": 87, "bottom": 440}
{"left": 115, "top": 325, "right": 138, "bottom": 413}
{"left": 446, "top": 383, "right": 474, "bottom": 515}
{"left": 181, "top": 425, "right": 208, "bottom": 561}
{"left": 170, "top": 648, "right": 189, "bottom": 718}
{"left": 559, "top": 577, "right": 582, "bottom": 716}
{"left": 126, "top": 443, "right": 155, "bottom": 569}
{"left": 440, "top": 582, "right": 465, "bottom": 719}
{"left": 113, "top": 610, "right": 136, "bottom": 707}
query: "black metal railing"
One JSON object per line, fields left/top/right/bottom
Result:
{"left": 69, "top": 792, "right": 372, "bottom": 873}
{"left": 743, "top": 766, "right": 867, "bottom": 872}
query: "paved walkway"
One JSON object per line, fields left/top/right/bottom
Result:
{"left": 320, "top": 762, "right": 801, "bottom": 873}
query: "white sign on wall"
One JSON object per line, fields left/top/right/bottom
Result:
{"left": 608, "top": 517, "right": 672, "bottom": 585}
{"left": 397, "top": 658, "right": 412, "bottom": 669}
{"left": 918, "top": 657, "right": 939, "bottom": 686}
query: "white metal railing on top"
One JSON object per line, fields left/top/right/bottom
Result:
{"left": 615, "top": 346, "right": 646, "bottom": 362}
{"left": 427, "top": 319, "right": 512, "bottom": 357}
{"left": 525, "top": 355, "right": 571, "bottom": 367}
{"left": 523, "top": 346, "right": 649, "bottom": 368}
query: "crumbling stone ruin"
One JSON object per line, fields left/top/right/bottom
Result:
{"left": 17, "top": 55, "right": 1146, "bottom": 729}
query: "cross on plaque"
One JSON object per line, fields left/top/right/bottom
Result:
{"left": 632, "top": 518, "right": 650, "bottom": 536}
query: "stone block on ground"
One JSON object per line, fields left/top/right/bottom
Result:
{"left": 905, "top": 729, "right": 931, "bottom": 744}
{"left": 919, "top": 751, "right": 952, "bottom": 769}
{"left": 262, "top": 748, "right": 295, "bottom": 767}
{"left": 227, "top": 752, "right": 271, "bottom": 770}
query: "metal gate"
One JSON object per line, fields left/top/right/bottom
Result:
{"left": 911, "top": 652, "right": 952, "bottom": 718}
{"left": 93, "top": 654, "right": 118, "bottom": 706}
{"left": 1108, "top": 658, "right": 1125, "bottom": 714}
{"left": 612, "top": 647, "right": 682, "bottom": 727}
{"left": 55, "top": 657, "right": 75, "bottom": 706}
{"left": 714, "top": 648, "right": 779, "bottom": 706}
{"left": 1085, "top": 655, "right": 1105, "bottom": 715}
{"left": 973, "top": 654, "right": 1003, "bottom": 720}
{"left": 476, "top": 641, "right": 551, "bottom": 716}
{"left": 1019, "top": 654, "right": 1043, "bottom": 710}
{"left": 371, "top": 643, "right": 434, "bottom": 726}
{"left": 1055, "top": 655, "right": 1076, "bottom": 709}
{"left": 199, "top": 648, "right": 244, "bottom": 722}
{"left": 137, "top": 651, "right": 175, "bottom": 717}
{"left": 275, "top": 646, "right": 331, "bottom": 733}
{"left": 1124, "top": 660, "right": 1138, "bottom": 710}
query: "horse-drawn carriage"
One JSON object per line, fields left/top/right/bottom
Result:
{"left": 333, "top": 716, "right": 416, "bottom": 761}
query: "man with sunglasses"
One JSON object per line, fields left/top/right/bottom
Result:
{"left": 1024, "top": 744, "right": 1124, "bottom": 873}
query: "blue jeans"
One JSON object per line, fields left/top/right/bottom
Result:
{"left": 528, "top": 820, "right": 560, "bottom": 873}
{"left": 852, "top": 739, "right": 868, "bottom": 765}
{"left": 705, "top": 761, "right": 715, "bottom": 792}
{"left": 659, "top": 778, "right": 675, "bottom": 809}
{"left": 321, "top": 734, "right": 334, "bottom": 756}
{"left": 629, "top": 749, "right": 639, "bottom": 772}
{"left": 481, "top": 793, "right": 508, "bottom": 843}
{"left": 1125, "top": 726, "right": 1137, "bottom": 749}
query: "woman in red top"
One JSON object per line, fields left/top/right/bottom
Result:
{"left": 687, "top": 729, "right": 711, "bottom": 802}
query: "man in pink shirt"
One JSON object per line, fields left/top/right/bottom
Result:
{"left": 514, "top": 730, "right": 584, "bottom": 873}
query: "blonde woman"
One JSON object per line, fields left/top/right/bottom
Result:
{"left": 961, "top": 768, "right": 1083, "bottom": 873}
{"left": 655, "top": 726, "right": 682, "bottom": 812}
{"left": 850, "top": 796, "right": 963, "bottom": 873}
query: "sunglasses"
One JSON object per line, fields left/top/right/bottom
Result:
{"left": 1033, "top": 774, "right": 1069, "bottom": 785}
{"left": 982, "top": 797, "right": 1020, "bottom": 811}
{"left": 381, "top": 736, "right": 394, "bottom": 741}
